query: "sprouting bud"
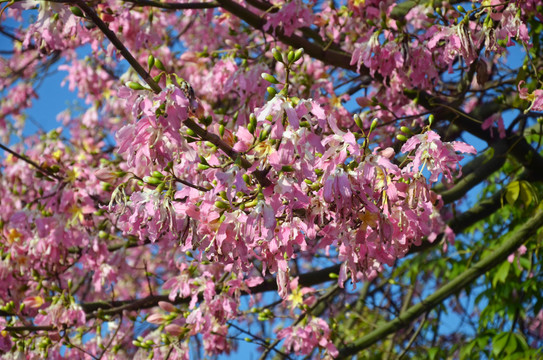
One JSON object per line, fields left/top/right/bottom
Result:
{"left": 247, "top": 122, "right": 255, "bottom": 134}
{"left": 143, "top": 176, "right": 162, "bottom": 185}
{"left": 152, "top": 73, "right": 163, "bottom": 83}
{"left": 400, "top": 126, "right": 412, "bottom": 135}
{"left": 271, "top": 48, "right": 283, "bottom": 63}
{"left": 147, "top": 55, "right": 155, "bottom": 71}
{"left": 354, "top": 114, "right": 363, "bottom": 130}
{"left": 267, "top": 87, "right": 278, "bottom": 97}
{"left": 259, "top": 128, "right": 269, "bottom": 141}
{"left": 70, "top": 6, "right": 84, "bottom": 17}
{"left": 186, "top": 128, "right": 196, "bottom": 137}
{"left": 214, "top": 200, "right": 229, "bottom": 210}
{"left": 261, "top": 73, "right": 279, "bottom": 84}
{"left": 369, "top": 118, "right": 378, "bottom": 133}
{"left": 457, "top": 5, "right": 466, "bottom": 13}
{"left": 151, "top": 171, "right": 164, "bottom": 179}
{"left": 396, "top": 134, "right": 408, "bottom": 142}
{"left": 126, "top": 81, "right": 145, "bottom": 90}
{"left": 243, "top": 174, "right": 250, "bottom": 184}
{"left": 154, "top": 58, "right": 165, "bottom": 71}
{"left": 287, "top": 50, "right": 295, "bottom": 63}
{"left": 200, "top": 116, "right": 212, "bottom": 127}
{"left": 428, "top": 114, "right": 435, "bottom": 126}
{"left": 293, "top": 48, "right": 304, "bottom": 62}
{"left": 197, "top": 163, "right": 210, "bottom": 170}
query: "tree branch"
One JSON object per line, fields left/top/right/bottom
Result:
{"left": 75, "top": 264, "right": 340, "bottom": 319}
{"left": 72, "top": 0, "right": 161, "bottom": 93}
{"left": 0, "top": 142, "right": 62, "bottom": 181}
{"left": 124, "top": 0, "right": 218, "bottom": 10}
{"left": 337, "top": 206, "right": 543, "bottom": 358}
{"left": 408, "top": 91, "right": 543, "bottom": 182}
{"left": 215, "top": 0, "right": 357, "bottom": 72}
{"left": 64, "top": 0, "right": 272, "bottom": 187}
{"left": 436, "top": 142, "right": 507, "bottom": 204}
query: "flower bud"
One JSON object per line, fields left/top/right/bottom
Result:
{"left": 243, "top": 174, "right": 250, "bottom": 184}
{"left": 151, "top": 171, "right": 164, "bottom": 179}
{"left": 354, "top": 114, "right": 363, "bottom": 130}
{"left": 267, "top": 87, "right": 278, "bottom": 97}
{"left": 214, "top": 200, "right": 229, "bottom": 210}
{"left": 400, "top": 126, "right": 412, "bottom": 135}
{"left": 293, "top": 48, "right": 304, "bottom": 62}
{"left": 287, "top": 50, "right": 295, "bottom": 63}
{"left": 147, "top": 313, "right": 166, "bottom": 324}
{"left": 126, "top": 81, "right": 145, "bottom": 90}
{"left": 271, "top": 48, "right": 283, "bottom": 63}
{"left": 261, "top": 73, "right": 279, "bottom": 84}
{"left": 158, "top": 301, "right": 178, "bottom": 313}
{"left": 369, "top": 118, "right": 378, "bottom": 133}
{"left": 154, "top": 58, "right": 166, "bottom": 71}
{"left": 143, "top": 176, "right": 162, "bottom": 185}
{"left": 165, "top": 324, "right": 185, "bottom": 337}
{"left": 147, "top": 55, "right": 155, "bottom": 70}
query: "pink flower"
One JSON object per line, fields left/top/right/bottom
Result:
{"left": 165, "top": 324, "right": 185, "bottom": 336}
{"left": 263, "top": 0, "right": 314, "bottom": 36}
{"left": 277, "top": 317, "right": 338, "bottom": 357}
{"left": 147, "top": 313, "right": 167, "bottom": 324}
{"left": 401, "top": 130, "right": 476, "bottom": 183}
{"left": 482, "top": 113, "right": 506, "bottom": 139}
{"left": 518, "top": 81, "right": 543, "bottom": 113}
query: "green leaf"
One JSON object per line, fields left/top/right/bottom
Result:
{"left": 513, "top": 333, "right": 529, "bottom": 351}
{"left": 460, "top": 341, "right": 476, "bottom": 360}
{"left": 505, "top": 181, "right": 520, "bottom": 206}
{"left": 505, "top": 333, "right": 518, "bottom": 354}
{"left": 519, "top": 180, "right": 534, "bottom": 206}
{"left": 476, "top": 336, "right": 489, "bottom": 351}
{"left": 427, "top": 347, "right": 438, "bottom": 360}
{"left": 492, "top": 332, "right": 509, "bottom": 357}
{"left": 493, "top": 261, "right": 511, "bottom": 287}
{"left": 389, "top": 0, "right": 418, "bottom": 20}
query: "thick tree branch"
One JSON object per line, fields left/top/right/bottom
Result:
{"left": 435, "top": 142, "right": 507, "bottom": 204}
{"left": 337, "top": 206, "right": 543, "bottom": 358}
{"left": 215, "top": 0, "right": 357, "bottom": 72}
{"left": 410, "top": 170, "right": 531, "bottom": 254}
{"left": 124, "top": 0, "right": 218, "bottom": 10}
{"left": 71, "top": 0, "right": 161, "bottom": 92}
{"left": 408, "top": 91, "right": 543, "bottom": 182}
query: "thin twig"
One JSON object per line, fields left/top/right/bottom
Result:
{"left": 0, "top": 142, "right": 62, "bottom": 181}
{"left": 397, "top": 313, "right": 427, "bottom": 359}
